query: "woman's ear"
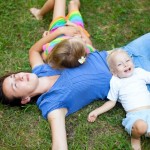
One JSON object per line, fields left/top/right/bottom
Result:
{"left": 21, "top": 97, "right": 31, "bottom": 104}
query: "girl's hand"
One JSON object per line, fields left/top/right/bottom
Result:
{"left": 59, "top": 26, "right": 81, "bottom": 37}
{"left": 66, "top": 20, "right": 78, "bottom": 28}
{"left": 87, "top": 110, "right": 98, "bottom": 122}
{"left": 42, "top": 31, "right": 50, "bottom": 37}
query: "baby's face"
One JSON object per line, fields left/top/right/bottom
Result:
{"left": 111, "top": 52, "right": 134, "bottom": 78}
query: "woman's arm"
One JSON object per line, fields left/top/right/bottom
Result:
{"left": 47, "top": 108, "right": 68, "bottom": 150}
{"left": 87, "top": 100, "right": 116, "bottom": 122}
{"left": 29, "top": 26, "right": 79, "bottom": 69}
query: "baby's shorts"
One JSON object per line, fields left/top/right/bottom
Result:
{"left": 122, "top": 109, "right": 150, "bottom": 135}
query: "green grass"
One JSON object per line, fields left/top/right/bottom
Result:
{"left": 0, "top": 0, "right": 150, "bottom": 149}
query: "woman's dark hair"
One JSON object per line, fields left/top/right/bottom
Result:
{"left": 0, "top": 72, "right": 40, "bottom": 106}
{"left": 0, "top": 73, "right": 17, "bottom": 105}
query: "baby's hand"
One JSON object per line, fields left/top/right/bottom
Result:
{"left": 42, "top": 31, "right": 50, "bottom": 37}
{"left": 87, "top": 111, "right": 98, "bottom": 122}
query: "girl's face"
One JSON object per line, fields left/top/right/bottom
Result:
{"left": 111, "top": 52, "right": 134, "bottom": 78}
{"left": 3, "top": 72, "right": 39, "bottom": 100}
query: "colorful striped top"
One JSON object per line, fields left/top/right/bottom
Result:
{"left": 43, "top": 35, "right": 95, "bottom": 56}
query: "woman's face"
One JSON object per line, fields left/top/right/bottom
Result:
{"left": 3, "top": 72, "right": 39, "bottom": 100}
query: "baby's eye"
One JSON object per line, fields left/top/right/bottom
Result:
{"left": 117, "top": 64, "right": 121, "bottom": 66}
{"left": 126, "top": 59, "right": 130, "bottom": 62}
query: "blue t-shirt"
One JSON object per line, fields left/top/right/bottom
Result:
{"left": 32, "top": 51, "right": 112, "bottom": 119}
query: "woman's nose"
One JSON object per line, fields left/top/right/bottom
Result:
{"left": 15, "top": 75, "right": 23, "bottom": 81}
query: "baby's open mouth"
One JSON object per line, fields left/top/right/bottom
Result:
{"left": 124, "top": 67, "right": 131, "bottom": 72}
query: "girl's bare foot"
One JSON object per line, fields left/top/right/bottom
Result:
{"left": 131, "top": 138, "right": 141, "bottom": 150}
{"left": 30, "top": 8, "right": 43, "bottom": 20}
{"left": 68, "top": 0, "right": 80, "bottom": 11}
{"left": 73, "top": 0, "right": 80, "bottom": 8}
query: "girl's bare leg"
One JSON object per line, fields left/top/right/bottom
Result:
{"left": 131, "top": 120, "right": 147, "bottom": 150}
{"left": 68, "top": 0, "right": 80, "bottom": 13}
{"left": 30, "top": 0, "right": 55, "bottom": 20}
{"left": 52, "top": 0, "right": 66, "bottom": 20}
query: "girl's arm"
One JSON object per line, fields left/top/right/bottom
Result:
{"left": 66, "top": 20, "right": 93, "bottom": 46}
{"left": 29, "top": 26, "right": 79, "bottom": 69}
{"left": 47, "top": 108, "right": 68, "bottom": 150}
{"left": 79, "top": 30, "right": 93, "bottom": 46}
{"left": 87, "top": 100, "right": 116, "bottom": 122}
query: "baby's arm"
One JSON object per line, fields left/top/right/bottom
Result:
{"left": 87, "top": 100, "right": 116, "bottom": 122}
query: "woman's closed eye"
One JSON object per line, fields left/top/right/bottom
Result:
{"left": 11, "top": 74, "right": 16, "bottom": 79}
{"left": 15, "top": 83, "right": 17, "bottom": 88}
{"left": 13, "top": 74, "right": 16, "bottom": 78}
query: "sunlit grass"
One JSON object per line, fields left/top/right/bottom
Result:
{"left": 0, "top": 0, "right": 150, "bottom": 149}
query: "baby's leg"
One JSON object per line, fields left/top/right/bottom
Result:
{"left": 30, "top": 0, "right": 55, "bottom": 20}
{"left": 131, "top": 120, "right": 147, "bottom": 150}
{"left": 131, "top": 138, "right": 141, "bottom": 150}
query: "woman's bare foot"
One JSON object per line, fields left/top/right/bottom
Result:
{"left": 30, "top": 8, "right": 43, "bottom": 20}
{"left": 131, "top": 137, "right": 141, "bottom": 150}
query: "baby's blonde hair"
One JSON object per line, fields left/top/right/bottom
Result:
{"left": 107, "top": 48, "right": 129, "bottom": 71}
{"left": 46, "top": 38, "right": 87, "bottom": 69}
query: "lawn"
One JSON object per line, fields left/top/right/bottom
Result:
{"left": 0, "top": 0, "right": 150, "bottom": 149}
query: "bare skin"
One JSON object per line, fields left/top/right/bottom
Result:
{"left": 30, "top": 0, "right": 80, "bottom": 20}
{"left": 131, "top": 120, "right": 147, "bottom": 150}
{"left": 30, "top": 0, "right": 55, "bottom": 20}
